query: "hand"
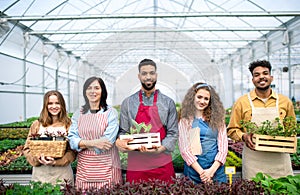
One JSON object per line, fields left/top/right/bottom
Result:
{"left": 199, "top": 170, "right": 212, "bottom": 183}
{"left": 116, "top": 138, "right": 134, "bottom": 152}
{"left": 242, "top": 133, "right": 255, "bottom": 150}
{"left": 90, "top": 137, "right": 112, "bottom": 151}
{"left": 38, "top": 154, "right": 56, "bottom": 166}
{"left": 139, "top": 145, "right": 166, "bottom": 154}
{"left": 82, "top": 137, "right": 112, "bottom": 151}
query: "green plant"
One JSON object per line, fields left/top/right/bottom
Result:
{"left": 0, "top": 117, "right": 38, "bottom": 128}
{"left": 225, "top": 150, "right": 242, "bottom": 168}
{"left": 4, "top": 181, "right": 62, "bottom": 195}
{"left": 171, "top": 143, "right": 184, "bottom": 172}
{"left": 0, "top": 139, "right": 26, "bottom": 152}
{"left": 129, "top": 119, "right": 152, "bottom": 134}
{"left": 0, "top": 156, "right": 32, "bottom": 172}
{"left": 252, "top": 172, "right": 300, "bottom": 195}
{"left": 241, "top": 116, "right": 300, "bottom": 137}
{"left": 0, "top": 128, "right": 29, "bottom": 140}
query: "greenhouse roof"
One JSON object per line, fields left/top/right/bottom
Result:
{"left": 1, "top": 0, "right": 300, "bottom": 81}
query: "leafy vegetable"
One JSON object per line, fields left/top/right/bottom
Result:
{"left": 241, "top": 116, "right": 300, "bottom": 137}
{"left": 129, "top": 119, "right": 152, "bottom": 134}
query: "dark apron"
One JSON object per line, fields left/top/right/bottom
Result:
{"left": 126, "top": 90, "right": 175, "bottom": 183}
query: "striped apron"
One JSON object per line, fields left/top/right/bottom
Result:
{"left": 242, "top": 93, "right": 293, "bottom": 179}
{"left": 75, "top": 109, "right": 122, "bottom": 190}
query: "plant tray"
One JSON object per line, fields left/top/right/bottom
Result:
{"left": 252, "top": 134, "right": 297, "bottom": 153}
{"left": 120, "top": 132, "right": 161, "bottom": 150}
{"left": 28, "top": 140, "right": 67, "bottom": 158}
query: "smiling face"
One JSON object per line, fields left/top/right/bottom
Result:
{"left": 47, "top": 95, "right": 61, "bottom": 117}
{"left": 252, "top": 66, "right": 273, "bottom": 91}
{"left": 138, "top": 64, "right": 157, "bottom": 91}
{"left": 86, "top": 79, "right": 102, "bottom": 104}
{"left": 194, "top": 88, "right": 210, "bottom": 116}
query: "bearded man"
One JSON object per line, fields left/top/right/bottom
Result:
{"left": 116, "top": 58, "right": 178, "bottom": 183}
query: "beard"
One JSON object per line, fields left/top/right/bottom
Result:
{"left": 141, "top": 81, "right": 156, "bottom": 91}
{"left": 256, "top": 84, "right": 270, "bottom": 91}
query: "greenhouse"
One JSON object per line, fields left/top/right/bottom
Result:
{"left": 1, "top": 0, "right": 300, "bottom": 194}
{"left": 1, "top": 0, "right": 300, "bottom": 123}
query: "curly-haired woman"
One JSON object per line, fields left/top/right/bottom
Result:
{"left": 178, "top": 82, "right": 228, "bottom": 184}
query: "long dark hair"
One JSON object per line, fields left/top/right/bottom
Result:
{"left": 39, "top": 90, "right": 71, "bottom": 128}
{"left": 82, "top": 76, "right": 108, "bottom": 114}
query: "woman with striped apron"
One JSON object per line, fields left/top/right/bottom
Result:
{"left": 68, "top": 77, "right": 122, "bottom": 191}
{"left": 75, "top": 109, "right": 122, "bottom": 190}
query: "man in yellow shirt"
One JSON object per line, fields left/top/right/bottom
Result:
{"left": 227, "top": 59, "right": 296, "bottom": 180}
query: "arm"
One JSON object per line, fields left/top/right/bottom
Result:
{"left": 116, "top": 98, "right": 135, "bottom": 152}
{"left": 227, "top": 101, "right": 246, "bottom": 142}
{"left": 178, "top": 119, "right": 210, "bottom": 182}
{"left": 89, "top": 107, "right": 119, "bottom": 154}
{"left": 178, "top": 119, "right": 198, "bottom": 166}
{"left": 228, "top": 98, "right": 255, "bottom": 149}
{"left": 102, "top": 107, "right": 121, "bottom": 143}
{"left": 161, "top": 100, "right": 179, "bottom": 152}
{"left": 215, "top": 124, "right": 228, "bottom": 165}
{"left": 68, "top": 109, "right": 113, "bottom": 153}
{"left": 54, "top": 124, "right": 77, "bottom": 166}
{"left": 285, "top": 97, "right": 296, "bottom": 118}
{"left": 23, "top": 120, "right": 41, "bottom": 167}
{"left": 67, "top": 110, "right": 82, "bottom": 152}
{"left": 204, "top": 124, "right": 228, "bottom": 178}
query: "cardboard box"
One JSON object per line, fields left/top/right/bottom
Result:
{"left": 252, "top": 134, "right": 297, "bottom": 153}
{"left": 120, "top": 132, "right": 161, "bottom": 150}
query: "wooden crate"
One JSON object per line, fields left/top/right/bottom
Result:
{"left": 120, "top": 133, "right": 161, "bottom": 150}
{"left": 252, "top": 134, "right": 297, "bottom": 153}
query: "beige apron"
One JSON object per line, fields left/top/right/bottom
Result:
{"left": 190, "top": 127, "right": 202, "bottom": 155}
{"left": 31, "top": 125, "right": 74, "bottom": 185}
{"left": 32, "top": 165, "right": 74, "bottom": 185}
{"left": 242, "top": 93, "right": 293, "bottom": 179}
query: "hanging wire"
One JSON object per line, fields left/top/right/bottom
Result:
{"left": 0, "top": 67, "right": 29, "bottom": 85}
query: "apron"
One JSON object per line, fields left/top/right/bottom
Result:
{"left": 242, "top": 93, "right": 293, "bottom": 179}
{"left": 32, "top": 163, "right": 74, "bottom": 186}
{"left": 183, "top": 118, "right": 227, "bottom": 183}
{"left": 76, "top": 109, "right": 121, "bottom": 190}
{"left": 126, "top": 90, "right": 175, "bottom": 183}
{"left": 32, "top": 125, "right": 74, "bottom": 186}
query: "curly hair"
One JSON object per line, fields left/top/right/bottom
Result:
{"left": 248, "top": 59, "right": 272, "bottom": 75}
{"left": 179, "top": 82, "right": 225, "bottom": 130}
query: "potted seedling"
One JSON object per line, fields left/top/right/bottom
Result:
{"left": 241, "top": 116, "right": 299, "bottom": 153}
{"left": 120, "top": 119, "right": 161, "bottom": 150}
